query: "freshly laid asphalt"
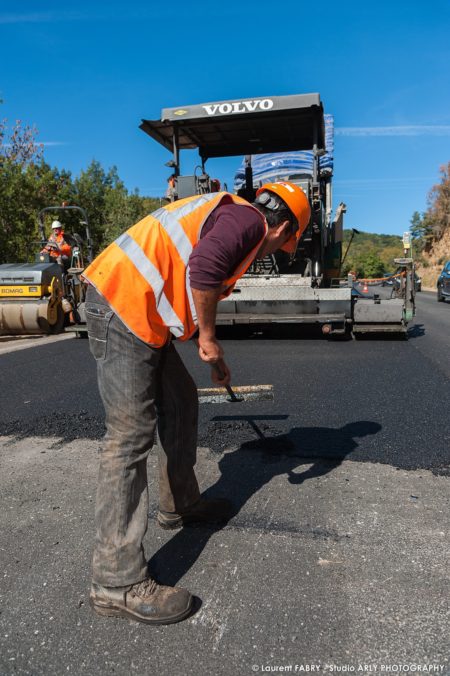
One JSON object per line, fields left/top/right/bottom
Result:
{"left": 0, "top": 291, "right": 449, "bottom": 675}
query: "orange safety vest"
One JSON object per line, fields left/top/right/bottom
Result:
{"left": 83, "top": 192, "right": 268, "bottom": 346}
{"left": 43, "top": 232, "right": 72, "bottom": 258}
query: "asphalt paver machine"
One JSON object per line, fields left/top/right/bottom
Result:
{"left": 141, "top": 93, "right": 415, "bottom": 335}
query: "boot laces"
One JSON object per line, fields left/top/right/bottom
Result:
{"left": 133, "top": 578, "right": 158, "bottom": 598}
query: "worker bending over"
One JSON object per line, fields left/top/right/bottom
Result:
{"left": 41, "top": 220, "right": 72, "bottom": 268}
{"left": 83, "top": 182, "right": 310, "bottom": 625}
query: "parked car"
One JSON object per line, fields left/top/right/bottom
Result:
{"left": 414, "top": 273, "right": 422, "bottom": 292}
{"left": 437, "top": 261, "right": 450, "bottom": 302}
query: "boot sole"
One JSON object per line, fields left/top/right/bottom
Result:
{"left": 157, "top": 515, "right": 184, "bottom": 530}
{"left": 157, "top": 515, "right": 230, "bottom": 530}
{"left": 157, "top": 512, "right": 232, "bottom": 530}
{"left": 89, "top": 596, "right": 193, "bottom": 625}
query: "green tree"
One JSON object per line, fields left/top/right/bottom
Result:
{"left": 0, "top": 119, "right": 164, "bottom": 264}
{"left": 410, "top": 211, "right": 424, "bottom": 240}
{"left": 0, "top": 160, "right": 76, "bottom": 263}
{"left": 351, "top": 251, "right": 385, "bottom": 278}
{"left": 409, "top": 210, "right": 433, "bottom": 254}
{"left": 341, "top": 230, "right": 402, "bottom": 278}
{"left": 103, "top": 189, "right": 161, "bottom": 244}
{"left": 0, "top": 121, "right": 62, "bottom": 262}
{"left": 72, "top": 160, "right": 161, "bottom": 252}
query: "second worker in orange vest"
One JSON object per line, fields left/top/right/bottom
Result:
{"left": 84, "top": 182, "right": 311, "bottom": 626}
{"left": 41, "top": 220, "right": 72, "bottom": 267}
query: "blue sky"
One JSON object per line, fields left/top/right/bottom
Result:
{"left": 1, "top": 0, "right": 449, "bottom": 235}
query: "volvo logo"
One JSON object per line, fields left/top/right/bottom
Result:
{"left": 202, "top": 99, "right": 274, "bottom": 116}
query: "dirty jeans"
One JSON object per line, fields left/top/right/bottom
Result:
{"left": 85, "top": 286, "right": 200, "bottom": 587}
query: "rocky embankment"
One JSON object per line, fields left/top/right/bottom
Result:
{"left": 416, "top": 228, "right": 450, "bottom": 289}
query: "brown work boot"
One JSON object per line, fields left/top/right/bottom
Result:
{"left": 89, "top": 578, "right": 192, "bottom": 625}
{"left": 157, "top": 497, "right": 233, "bottom": 530}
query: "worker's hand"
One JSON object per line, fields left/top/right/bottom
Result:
{"left": 195, "top": 337, "right": 231, "bottom": 386}
{"left": 211, "top": 359, "right": 231, "bottom": 386}
{"left": 197, "top": 336, "right": 223, "bottom": 364}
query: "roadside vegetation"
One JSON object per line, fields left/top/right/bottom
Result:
{"left": 341, "top": 164, "right": 449, "bottom": 281}
{"left": 0, "top": 119, "right": 160, "bottom": 264}
{"left": 341, "top": 231, "right": 403, "bottom": 278}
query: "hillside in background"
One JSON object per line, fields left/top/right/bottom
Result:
{"left": 341, "top": 161, "right": 449, "bottom": 284}
{"left": 341, "top": 230, "right": 403, "bottom": 278}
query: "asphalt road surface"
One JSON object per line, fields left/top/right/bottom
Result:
{"left": 0, "top": 291, "right": 449, "bottom": 675}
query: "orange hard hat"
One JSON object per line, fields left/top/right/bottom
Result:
{"left": 256, "top": 181, "right": 311, "bottom": 253}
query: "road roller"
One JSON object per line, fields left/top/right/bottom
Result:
{"left": 0, "top": 205, "right": 93, "bottom": 336}
{"left": 0, "top": 261, "right": 66, "bottom": 334}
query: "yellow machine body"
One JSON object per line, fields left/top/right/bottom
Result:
{"left": 0, "top": 285, "right": 48, "bottom": 298}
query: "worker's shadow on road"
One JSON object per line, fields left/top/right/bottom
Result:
{"left": 148, "top": 419, "right": 381, "bottom": 586}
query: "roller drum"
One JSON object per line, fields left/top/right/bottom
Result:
{"left": 0, "top": 299, "right": 64, "bottom": 335}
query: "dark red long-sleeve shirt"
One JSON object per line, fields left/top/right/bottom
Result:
{"left": 188, "top": 203, "right": 265, "bottom": 290}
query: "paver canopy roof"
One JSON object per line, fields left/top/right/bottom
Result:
{"left": 140, "top": 93, "right": 325, "bottom": 160}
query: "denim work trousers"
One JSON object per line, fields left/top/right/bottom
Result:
{"left": 86, "top": 286, "right": 200, "bottom": 587}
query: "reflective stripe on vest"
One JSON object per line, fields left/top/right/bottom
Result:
{"left": 83, "top": 192, "right": 267, "bottom": 346}
{"left": 155, "top": 206, "right": 198, "bottom": 322}
{"left": 115, "top": 232, "right": 185, "bottom": 337}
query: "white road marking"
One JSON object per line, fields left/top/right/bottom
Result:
{"left": 0, "top": 333, "right": 75, "bottom": 355}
